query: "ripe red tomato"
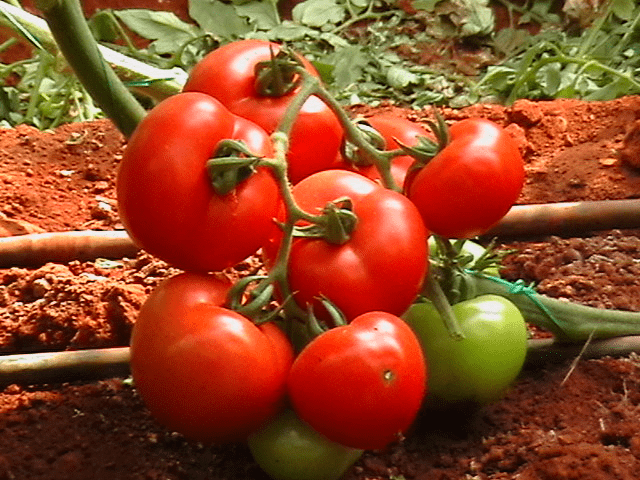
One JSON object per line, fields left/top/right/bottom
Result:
{"left": 405, "top": 118, "right": 525, "bottom": 238}
{"left": 264, "top": 170, "right": 428, "bottom": 321}
{"left": 287, "top": 311, "right": 427, "bottom": 450}
{"left": 117, "top": 92, "right": 280, "bottom": 272}
{"left": 183, "top": 39, "right": 343, "bottom": 184}
{"left": 130, "top": 272, "right": 293, "bottom": 444}
{"left": 337, "top": 113, "right": 431, "bottom": 189}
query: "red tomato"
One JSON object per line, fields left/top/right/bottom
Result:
{"left": 337, "top": 114, "right": 431, "bottom": 189}
{"left": 184, "top": 39, "right": 320, "bottom": 106}
{"left": 183, "top": 39, "right": 343, "bottom": 184}
{"left": 406, "top": 118, "right": 525, "bottom": 239}
{"left": 287, "top": 311, "right": 427, "bottom": 450}
{"left": 117, "top": 92, "right": 280, "bottom": 272}
{"left": 264, "top": 170, "right": 428, "bottom": 321}
{"left": 130, "top": 272, "right": 293, "bottom": 444}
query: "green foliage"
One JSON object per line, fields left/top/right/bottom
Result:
{"left": 475, "top": 1, "right": 640, "bottom": 103}
{"left": 0, "top": 50, "right": 101, "bottom": 129}
{"left": 1, "top": 0, "right": 640, "bottom": 128}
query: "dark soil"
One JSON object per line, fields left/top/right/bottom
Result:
{"left": 2, "top": 95, "right": 640, "bottom": 479}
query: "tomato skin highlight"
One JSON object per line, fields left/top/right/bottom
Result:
{"left": 130, "top": 273, "right": 293, "bottom": 444}
{"left": 248, "top": 409, "right": 363, "bottom": 480}
{"left": 117, "top": 92, "right": 280, "bottom": 272}
{"left": 403, "top": 295, "right": 528, "bottom": 406}
{"left": 184, "top": 39, "right": 342, "bottom": 183}
{"left": 287, "top": 311, "right": 427, "bottom": 450}
{"left": 264, "top": 170, "right": 429, "bottom": 321}
{"left": 406, "top": 118, "right": 525, "bottom": 239}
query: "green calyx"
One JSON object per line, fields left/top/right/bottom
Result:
{"left": 398, "top": 109, "right": 450, "bottom": 176}
{"left": 292, "top": 197, "right": 358, "bottom": 245}
{"left": 254, "top": 47, "right": 305, "bottom": 98}
{"left": 207, "top": 139, "right": 261, "bottom": 196}
{"left": 341, "top": 119, "right": 387, "bottom": 168}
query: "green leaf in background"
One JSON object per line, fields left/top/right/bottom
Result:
{"left": 292, "top": 0, "right": 346, "bottom": 28}
{"left": 537, "top": 62, "right": 562, "bottom": 97}
{"left": 235, "top": 1, "right": 280, "bottom": 30}
{"left": 584, "top": 76, "right": 633, "bottom": 101}
{"left": 410, "top": 0, "right": 444, "bottom": 12}
{"left": 611, "top": 0, "right": 634, "bottom": 21}
{"left": 386, "top": 65, "right": 420, "bottom": 90}
{"left": 267, "top": 21, "right": 315, "bottom": 41}
{"left": 458, "top": 0, "right": 494, "bottom": 37}
{"left": 3, "top": 0, "right": 640, "bottom": 130}
{"left": 327, "top": 45, "right": 372, "bottom": 88}
{"left": 189, "top": 0, "right": 251, "bottom": 38}
{"left": 114, "top": 9, "right": 200, "bottom": 54}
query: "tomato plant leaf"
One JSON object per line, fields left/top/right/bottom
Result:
{"left": 113, "top": 9, "right": 200, "bottom": 54}
{"left": 189, "top": 0, "right": 251, "bottom": 38}
{"left": 611, "top": 0, "right": 634, "bottom": 21}
{"left": 410, "top": 0, "right": 444, "bottom": 12}
{"left": 457, "top": 0, "right": 494, "bottom": 37}
{"left": 292, "top": 0, "right": 346, "bottom": 27}
{"left": 386, "top": 65, "right": 420, "bottom": 90}
{"left": 327, "top": 45, "right": 372, "bottom": 88}
{"left": 234, "top": 1, "right": 280, "bottom": 30}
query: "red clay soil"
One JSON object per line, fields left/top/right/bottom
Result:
{"left": 2, "top": 96, "right": 640, "bottom": 479}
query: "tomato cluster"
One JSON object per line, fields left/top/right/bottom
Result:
{"left": 119, "top": 39, "right": 529, "bottom": 480}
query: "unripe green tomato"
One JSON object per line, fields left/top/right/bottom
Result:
{"left": 427, "top": 237, "right": 500, "bottom": 277}
{"left": 247, "top": 410, "right": 363, "bottom": 480}
{"left": 403, "top": 295, "right": 528, "bottom": 406}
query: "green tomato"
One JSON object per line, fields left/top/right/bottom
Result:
{"left": 428, "top": 237, "right": 500, "bottom": 277}
{"left": 403, "top": 295, "right": 527, "bottom": 406}
{"left": 247, "top": 410, "right": 363, "bottom": 480}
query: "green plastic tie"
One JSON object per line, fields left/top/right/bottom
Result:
{"left": 464, "top": 269, "right": 564, "bottom": 331}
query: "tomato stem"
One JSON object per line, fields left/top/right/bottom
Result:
{"left": 207, "top": 140, "right": 263, "bottom": 195}
{"left": 254, "top": 47, "right": 305, "bottom": 97}
{"left": 423, "top": 273, "right": 465, "bottom": 340}
{"left": 287, "top": 69, "right": 401, "bottom": 192}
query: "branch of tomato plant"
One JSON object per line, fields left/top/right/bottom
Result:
{"left": 213, "top": 62, "right": 400, "bottom": 343}
{"left": 284, "top": 67, "right": 402, "bottom": 192}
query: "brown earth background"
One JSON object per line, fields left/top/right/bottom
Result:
{"left": 3, "top": 1, "right": 640, "bottom": 479}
